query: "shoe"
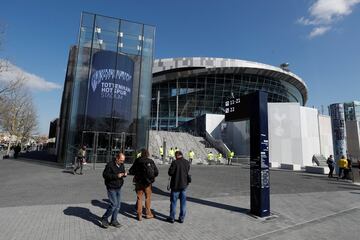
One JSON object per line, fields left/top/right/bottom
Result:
{"left": 166, "top": 217, "right": 175, "bottom": 223}
{"left": 137, "top": 215, "right": 142, "bottom": 221}
{"left": 80, "top": 172, "right": 83, "bottom": 175}
{"left": 145, "top": 214, "right": 154, "bottom": 219}
{"left": 178, "top": 218, "right": 184, "bottom": 223}
{"left": 101, "top": 218, "right": 109, "bottom": 228}
{"left": 110, "top": 221, "right": 122, "bottom": 228}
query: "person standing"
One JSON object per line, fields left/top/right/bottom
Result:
{"left": 101, "top": 153, "right": 127, "bottom": 228}
{"left": 227, "top": 150, "right": 234, "bottom": 165}
{"left": 346, "top": 157, "right": 352, "bottom": 180}
{"left": 326, "top": 155, "right": 335, "bottom": 178}
{"left": 188, "top": 150, "right": 195, "bottom": 164}
{"left": 169, "top": 148, "right": 175, "bottom": 163}
{"left": 216, "top": 152, "right": 223, "bottom": 164}
{"left": 207, "top": 151, "right": 214, "bottom": 164}
{"left": 167, "top": 151, "right": 190, "bottom": 223}
{"left": 159, "top": 146, "right": 164, "bottom": 161}
{"left": 337, "top": 155, "right": 348, "bottom": 180}
{"left": 13, "top": 144, "right": 21, "bottom": 159}
{"left": 129, "top": 149, "right": 159, "bottom": 221}
{"left": 74, "top": 145, "right": 86, "bottom": 175}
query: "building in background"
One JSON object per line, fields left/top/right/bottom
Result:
{"left": 199, "top": 103, "right": 333, "bottom": 167}
{"left": 329, "top": 101, "right": 360, "bottom": 161}
{"left": 151, "top": 57, "right": 308, "bottom": 130}
{"left": 58, "top": 12, "right": 155, "bottom": 166}
{"left": 329, "top": 103, "right": 347, "bottom": 160}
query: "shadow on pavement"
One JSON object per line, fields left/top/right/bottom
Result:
{"left": 91, "top": 199, "right": 169, "bottom": 222}
{"left": 152, "top": 186, "right": 249, "bottom": 214}
{"left": 63, "top": 206, "right": 101, "bottom": 227}
{"left": 62, "top": 170, "right": 75, "bottom": 175}
{"left": 92, "top": 199, "right": 137, "bottom": 220}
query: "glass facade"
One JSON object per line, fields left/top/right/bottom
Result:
{"left": 61, "top": 13, "right": 155, "bottom": 166}
{"left": 329, "top": 103, "right": 347, "bottom": 160}
{"left": 151, "top": 73, "right": 304, "bottom": 130}
{"left": 344, "top": 101, "right": 360, "bottom": 121}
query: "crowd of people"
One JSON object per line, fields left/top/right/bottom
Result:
{"left": 159, "top": 146, "right": 235, "bottom": 165}
{"left": 326, "top": 154, "right": 356, "bottom": 180}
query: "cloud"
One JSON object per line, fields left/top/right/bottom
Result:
{"left": 309, "top": 26, "right": 331, "bottom": 38}
{"left": 298, "top": 0, "right": 360, "bottom": 38}
{"left": 0, "top": 60, "right": 62, "bottom": 91}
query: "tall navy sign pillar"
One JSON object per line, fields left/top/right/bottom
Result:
{"left": 224, "top": 91, "right": 270, "bottom": 217}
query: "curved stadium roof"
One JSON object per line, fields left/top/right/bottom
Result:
{"left": 152, "top": 57, "right": 308, "bottom": 104}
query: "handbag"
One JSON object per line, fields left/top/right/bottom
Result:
{"left": 187, "top": 174, "right": 192, "bottom": 184}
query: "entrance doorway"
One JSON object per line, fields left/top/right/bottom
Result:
{"left": 81, "top": 131, "right": 136, "bottom": 168}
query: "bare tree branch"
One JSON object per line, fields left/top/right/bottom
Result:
{"left": 0, "top": 74, "right": 38, "bottom": 153}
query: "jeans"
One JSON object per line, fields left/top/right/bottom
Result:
{"left": 102, "top": 188, "right": 121, "bottom": 223}
{"left": 170, "top": 189, "right": 187, "bottom": 221}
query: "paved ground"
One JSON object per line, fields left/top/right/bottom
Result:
{"left": 0, "top": 157, "right": 360, "bottom": 240}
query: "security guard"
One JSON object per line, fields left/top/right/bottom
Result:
{"left": 188, "top": 150, "right": 195, "bottom": 164}
{"left": 169, "top": 147, "right": 175, "bottom": 163}
{"left": 216, "top": 152, "right": 223, "bottom": 164}
{"left": 207, "top": 151, "right": 214, "bottom": 164}
{"left": 159, "top": 146, "right": 164, "bottom": 161}
{"left": 227, "top": 151, "right": 234, "bottom": 165}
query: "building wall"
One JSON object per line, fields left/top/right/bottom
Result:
{"left": 225, "top": 121, "right": 250, "bottom": 156}
{"left": 329, "top": 103, "right": 347, "bottom": 160}
{"left": 201, "top": 103, "right": 333, "bottom": 167}
{"left": 268, "top": 103, "right": 303, "bottom": 165}
{"left": 318, "top": 115, "right": 334, "bottom": 158}
{"left": 346, "top": 120, "right": 360, "bottom": 160}
{"left": 205, "top": 114, "right": 225, "bottom": 139}
{"left": 299, "top": 107, "right": 321, "bottom": 166}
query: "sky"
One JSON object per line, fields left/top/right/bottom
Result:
{"left": 0, "top": 0, "right": 359, "bottom": 134}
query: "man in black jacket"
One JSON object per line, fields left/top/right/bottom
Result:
{"left": 129, "top": 149, "right": 159, "bottom": 221}
{"left": 101, "top": 153, "right": 127, "bottom": 228}
{"left": 167, "top": 151, "right": 190, "bottom": 223}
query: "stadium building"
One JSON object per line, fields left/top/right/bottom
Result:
{"left": 150, "top": 57, "right": 308, "bottom": 130}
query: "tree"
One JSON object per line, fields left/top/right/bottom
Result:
{"left": 0, "top": 74, "right": 38, "bottom": 154}
{"left": 0, "top": 23, "right": 18, "bottom": 98}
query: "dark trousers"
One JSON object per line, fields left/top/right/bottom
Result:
{"left": 74, "top": 157, "right": 83, "bottom": 173}
{"left": 338, "top": 168, "right": 345, "bottom": 179}
{"left": 328, "top": 165, "right": 334, "bottom": 178}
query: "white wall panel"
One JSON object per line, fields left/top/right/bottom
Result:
{"left": 318, "top": 115, "right": 334, "bottom": 158}
{"left": 300, "top": 107, "right": 321, "bottom": 166}
{"left": 268, "top": 103, "right": 302, "bottom": 165}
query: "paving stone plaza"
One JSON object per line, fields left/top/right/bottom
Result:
{"left": 0, "top": 158, "right": 360, "bottom": 240}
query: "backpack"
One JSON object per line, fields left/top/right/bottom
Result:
{"left": 142, "top": 161, "right": 155, "bottom": 185}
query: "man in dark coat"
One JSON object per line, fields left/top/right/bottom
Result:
{"left": 167, "top": 151, "right": 190, "bottom": 223}
{"left": 129, "top": 149, "right": 158, "bottom": 221}
{"left": 101, "top": 153, "right": 127, "bottom": 228}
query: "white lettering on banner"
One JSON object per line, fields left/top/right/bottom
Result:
{"left": 91, "top": 68, "right": 132, "bottom": 92}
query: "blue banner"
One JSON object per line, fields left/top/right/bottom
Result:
{"left": 86, "top": 51, "right": 134, "bottom": 129}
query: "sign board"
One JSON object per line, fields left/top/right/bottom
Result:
{"left": 225, "top": 91, "right": 270, "bottom": 217}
